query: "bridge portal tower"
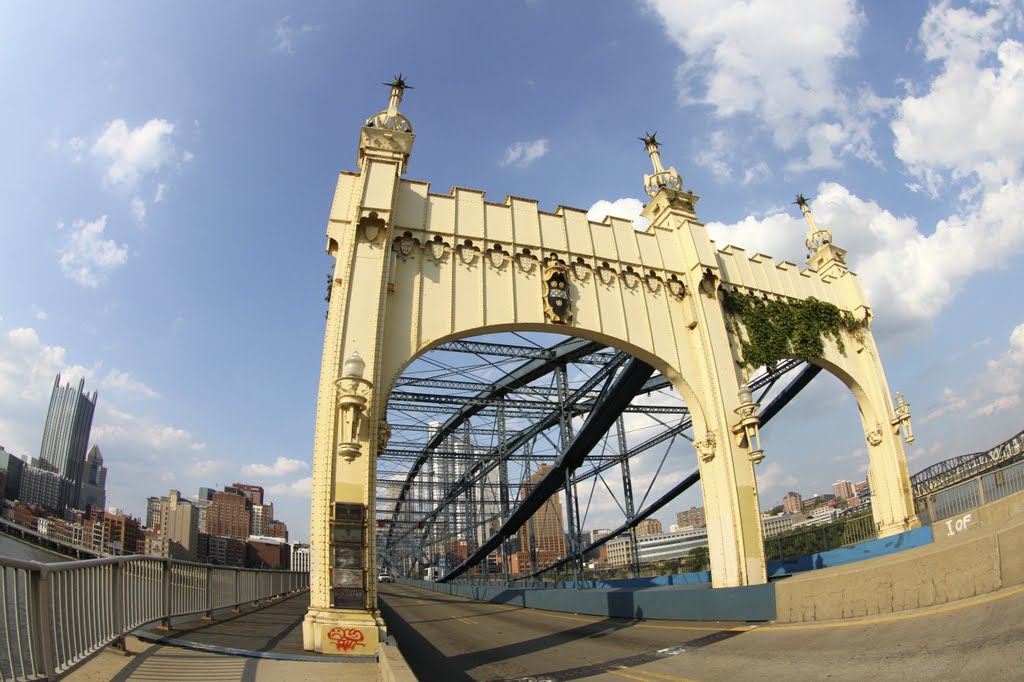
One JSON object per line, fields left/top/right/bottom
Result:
{"left": 303, "top": 79, "right": 920, "bottom": 653}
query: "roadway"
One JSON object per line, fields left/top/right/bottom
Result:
{"left": 379, "top": 581, "right": 1024, "bottom": 681}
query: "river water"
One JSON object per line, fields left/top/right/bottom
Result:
{"left": 0, "top": 531, "right": 71, "bottom": 563}
{"left": 0, "top": 532, "right": 72, "bottom": 677}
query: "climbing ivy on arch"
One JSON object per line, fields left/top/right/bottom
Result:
{"left": 720, "top": 288, "right": 868, "bottom": 371}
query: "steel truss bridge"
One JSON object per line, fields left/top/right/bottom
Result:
{"left": 376, "top": 332, "right": 822, "bottom": 583}
{"left": 910, "top": 428, "right": 1024, "bottom": 498}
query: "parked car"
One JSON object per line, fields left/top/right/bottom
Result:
{"left": 377, "top": 572, "right": 393, "bottom": 583}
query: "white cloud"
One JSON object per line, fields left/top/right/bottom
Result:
{"left": 500, "top": 138, "right": 549, "bottom": 168}
{"left": 705, "top": 180, "right": 1024, "bottom": 335}
{"left": 755, "top": 461, "right": 798, "bottom": 497}
{"left": 273, "top": 16, "right": 318, "bottom": 54}
{"left": 130, "top": 196, "right": 146, "bottom": 223}
{"left": 586, "top": 197, "right": 652, "bottom": 231}
{"left": 742, "top": 161, "right": 771, "bottom": 185}
{"left": 893, "top": 2, "right": 1024, "bottom": 196}
{"left": 100, "top": 369, "right": 160, "bottom": 399}
{"left": 154, "top": 183, "right": 167, "bottom": 203}
{"left": 31, "top": 305, "right": 47, "bottom": 321}
{"left": 695, "top": 130, "right": 736, "bottom": 181}
{"left": 645, "top": 0, "right": 882, "bottom": 169}
{"left": 58, "top": 216, "right": 128, "bottom": 288}
{"left": 187, "top": 459, "right": 225, "bottom": 477}
{"left": 91, "top": 118, "right": 177, "bottom": 188}
{"left": 921, "top": 323, "right": 1024, "bottom": 427}
{"left": 241, "top": 456, "right": 309, "bottom": 478}
{"left": 919, "top": 387, "right": 969, "bottom": 425}
{"left": 267, "top": 477, "right": 313, "bottom": 497}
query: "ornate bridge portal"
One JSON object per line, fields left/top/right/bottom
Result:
{"left": 302, "top": 79, "right": 920, "bottom": 653}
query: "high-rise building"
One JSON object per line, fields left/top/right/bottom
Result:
{"left": 636, "top": 518, "right": 663, "bottom": 536}
{"left": 198, "top": 487, "right": 216, "bottom": 502}
{"left": 265, "top": 519, "right": 288, "bottom": 541}
{"left": 833, "top": 480, "right": 855, "bottom": 500}
{"left": 159, "top": 490, "right": 199, "bottom": 561}
{"left": 229, "top": 483, "right": 264, "bottom": 506}
{"left": 38, "top": 375, "right": 97, "bottom": 512}
{"left": 783, "top": 491, "right": 803, "bottom": 514}
{"left": 146, "top": 496, "right": 165, "bottom": 529}
{"left": 675, "top": 506, "right": 706, "bottom": 529}
{"left": 252, "top": 503, "right": 274, "bottom": 535}
{"left": 18, "top": 463, "right": 62, "bottom": 510}
{"left": 291, "top": 543, "right": 310, "bottom": 572}
{"left": 518, "top": 465, "right": 567, "bottom": 559}
{"left": 79, "top": 445, "right": 107, "bottom": 512}
{"left": 0, "top": 446, "right": 25, "bottom": 501}
{"left": 208, "top": 490, "right": 252, "bottom": 539}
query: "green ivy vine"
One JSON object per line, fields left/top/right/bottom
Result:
{"left": 721, "top": 288, "right": 868, "bottom": 370}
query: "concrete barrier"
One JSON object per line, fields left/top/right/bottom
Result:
{"left": 774, "top": 490, "right": 1024, "bottom": 623}
{"left": 378, "top": 639, "right": 417, "bottom": 682}
{"left": 405, "top": 578, "right": 776, "bottom": 621}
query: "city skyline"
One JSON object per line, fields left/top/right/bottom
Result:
{"left": 1, "top": 2, "right": 1023, "bottom": 541}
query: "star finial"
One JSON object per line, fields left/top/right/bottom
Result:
{"left": 793, "top": 193, "right": 810, "bottom": 208}
{"left": 639, "top": 131, "right": 659, "bottom": 148}
{"left": 384, "top": 73, "right": 413, "bottom": 90}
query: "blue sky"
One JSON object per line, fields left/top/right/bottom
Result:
{"left": 1, "top": 1, "right": 1023, "bottom": 543}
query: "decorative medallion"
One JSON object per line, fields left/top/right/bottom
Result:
{"left": 378, "top": 421, "right": 392, "bottom": 451}
{"left": 667, "top": 274, "right": 685, "bottom": 299}
{"left": 428, "top": 236, "right": 448, "bottom": 263}
{"left": 457, "top": 240, "right": 479, "bottom": 267}
{"left": 866, "top": 427, "right": 883, "bottom": 447}
{"left": 397, "top": 233, "right": 417, "bottom": 260}
{"left": 487, "top": 245, "right": 508, "bottom": 270}
{"left": 571, "top": 257, "right": 591, "bottom": 283}
{"left": 644, "top": 271, "right": 662, "bottom": 294}
{"left": 699, "top": 268, "right": 719, "bottom": 298}
{"left": 543, "top": 258, "right": 573, "bottom": 325}
{"left": 516, "top": 250, "right": 537, "bottom": 275}
{"left": 358, "top": 212, "right": 386, "bottom": 244}
{"left": 620, "top": 266, "right": 640, "bottom": 290}
{"left": 694, "top": 431, "right": 717, "bottom": 463}
{"left": 597, "top": 262, "right": 615, "bottom": 287}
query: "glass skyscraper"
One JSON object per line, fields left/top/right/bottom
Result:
{"left": 38, "top": 374, "right": 97, "bottom": 511}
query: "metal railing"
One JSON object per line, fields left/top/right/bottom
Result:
{"left": 764, "top": 513, "right": 876, "bottom": 562}
{"left": 915, "top": 457, "right": 1024, "bottom": 525}
{"left": 0, "top": 555, "right": 309, "bottom": 681}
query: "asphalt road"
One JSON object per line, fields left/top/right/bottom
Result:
{"left": 379, "top": 582, "right": 1024, "bottom": 681}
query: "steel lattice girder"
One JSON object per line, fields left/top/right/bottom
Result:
{"left": 385, "top": 337, "right": 609, "bottom": 547}
{"left": 441, "top": 357, "right": 656, "bottom": 581}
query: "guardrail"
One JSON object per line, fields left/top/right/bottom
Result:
{"left": 763, "top": 513, "right": 876, "bottom": 562}
{"left": 0, "top": 555, "right": 309, "bottom": 681}
{"left": 915, "top": 457, "right": 1024, "bottom": 525}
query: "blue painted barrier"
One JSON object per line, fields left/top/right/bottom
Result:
{"left": 767, "top": 525, "right": 932, "bottom": 577}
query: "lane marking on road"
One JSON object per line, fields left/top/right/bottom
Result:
{"left": 609, "top": 670, "right": 659, "bottom": 682}
{"left": 631, "top": 670, "right": 700, "bottom": 682}
{"left": 457, "top": 617, "right": 478, "bottom": 625}
{"left": 758, "top": 584, "right": 1024, "bottom": 631}
{"left": 495, "top": 630, "right": 739, "bottom": 682}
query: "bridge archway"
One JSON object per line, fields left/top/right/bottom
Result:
{"left": 302, "top": 80, "right": 920, "bottom": 653}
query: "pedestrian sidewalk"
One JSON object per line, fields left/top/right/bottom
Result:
{"left": 64, "top": 592, "right": 397, "bottom": 681}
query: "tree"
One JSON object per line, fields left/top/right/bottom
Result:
{"left": 683, "top": 546, "right": 710, "bottom": 573}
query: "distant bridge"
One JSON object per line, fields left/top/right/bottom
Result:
{"left": 0, "top": 517, "right": 105, "bottom": 559}
{"left": 911, "top": 428, "right": 1024, "bottom": 497}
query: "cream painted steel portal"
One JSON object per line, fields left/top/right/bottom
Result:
{"left": 303, "top": 80, "right": 920, "bottom": 652}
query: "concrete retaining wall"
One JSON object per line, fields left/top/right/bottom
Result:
{"left": 774, "top": 490, "right": 1024, "bottom": 623}
{"left": 404, "top": 579, "right": 776, "bottom": 621}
